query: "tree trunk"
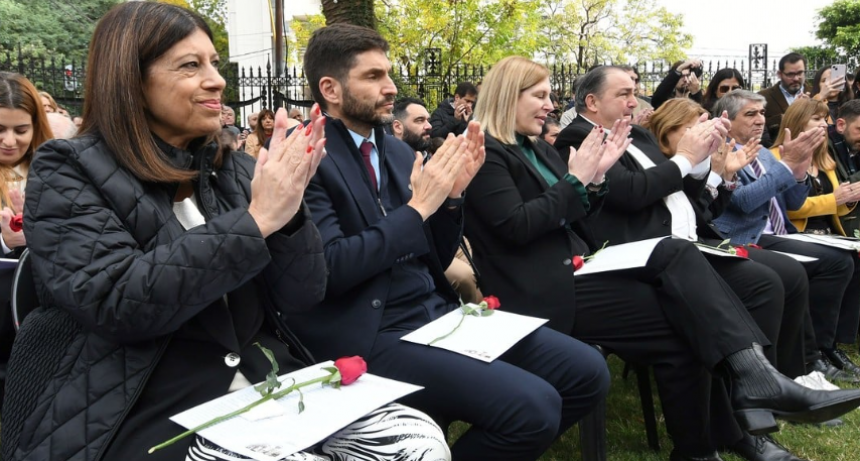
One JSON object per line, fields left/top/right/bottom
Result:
{"left": 320, "top": 0, "right": 376, "bottom": 30}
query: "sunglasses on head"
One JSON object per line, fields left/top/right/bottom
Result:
{"left": 719, "top": 85, "right": 742, "bottom": 93}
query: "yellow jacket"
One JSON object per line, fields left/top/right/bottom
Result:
{"left": 771, "top": 147, "right": 855, "bottom": 235}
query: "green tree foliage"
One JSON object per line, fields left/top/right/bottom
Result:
{"left": 0, "top": 0, "right": 118, "bottom": 62}
{"left": 0, "top": 0, "right": 229, "bottom": 63}
{"left": 540, "top": 0, "right": 691, "bottom": 69}
{"left": 816, "top": 0, "right": 860, "bottom": 57}
{"left": 377, "top": 0, "right": 544, "bottom": 77}
{"left": 790, "top": 46, "right": 844, "bottom": 68}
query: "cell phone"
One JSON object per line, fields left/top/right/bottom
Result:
{"left": 830, "top": 64, "right": 847, "bottom": 84}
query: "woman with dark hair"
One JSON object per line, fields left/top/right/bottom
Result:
{"left": 812, "top": 66, "right": 853, "bottom": 123}
{"left": 702, "top": 68, "right": 745, "bottom": 111}
{"left": 245, "top": 108, "right": 275, "bottom": 158}
{"left": 1, "top": 3, "right": 449, "bottom": 461}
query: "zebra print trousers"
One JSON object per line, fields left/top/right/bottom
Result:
{"left": 186, "top": 403, "right": 451, "bottom": 461}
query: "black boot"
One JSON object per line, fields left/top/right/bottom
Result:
{"left": 822, "top": 347, "right": 860, "bottom": 377}
{"left": 729, "top": 432, "right": 807, "bottom": 461}
{"left": 725, "top": 344, "right": 860, "bottom": 435}
{"left": 670, "top": 450, "right": 722, "bottom": 461}
{"left": 807, "top": 354, "right": 860, "bottom": 384}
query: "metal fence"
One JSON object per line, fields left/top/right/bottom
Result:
{"left": 1, "top": 44, "right": 853, "bottom": 120}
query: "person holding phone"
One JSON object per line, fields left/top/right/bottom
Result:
{"left": 429, "top": 81, "right": 477, "bottom": 138}
{"left": 650, "top": 59, "right": 704, "bottom": 109}
{"left": 812, "top": 65, "right": 853, "bottom": 123}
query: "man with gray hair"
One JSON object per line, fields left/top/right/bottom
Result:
{"left": 713, "top": 90, "right": 860, "bottom": 389}
{"left": 46, "top": 113, "right": 77, "bottom": 139}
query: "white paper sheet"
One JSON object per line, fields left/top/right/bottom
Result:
{"left": 695, "top": 245, "right": 746, "bottom": 258}
{"left": 774, "top": 234, "right": 860, "bottom": 251}
{"left": 771, "top": 251, "right": 819, "bottom": 262}
{"left": 573, "top": 237, "right": 668, "bottom": 276}
{"left": 169, "top": 362, "right": 422, "bottom": 461}
{"left": 400, "top": 309, "right": 547, "bottom": 362}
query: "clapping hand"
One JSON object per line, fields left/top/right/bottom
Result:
{"left": 713, "top": 138, "right": 759, "bottom": 181}
{"left": 248, "top": 105, "right": 326, "bottom": 238}
{"left": 449, "top": 121, "right": 486, "bottom": 198}
{"left": 592, "top": 119, "right": 632, "bottom": 182}
{"left": 567, "top": 125, "right": 607, "bottom": 186}
{"left": 676, "top": 113, "right": 723, "bottom": 165}
{"left": 834, "top": 182, "right": 860, "bottom": 205}
{"left": 779, "top": 127, "right": 825, "bottom": 180}
{"left": 408, "top": 133, "right": 467, "bottom": 220}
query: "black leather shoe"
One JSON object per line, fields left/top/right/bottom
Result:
{"left": 807, "top": 356, "right": 860, "bottom": 384}
{"left": 823, "top": 348, "right": 860, "bottom": 376}
{"left": 670, "top": 449, "right": 723, "bottom": 461}
{"left": 726, "top": 344, "right": 860, "bottom": 435}
{"left": 730, "top": 432, "right": 807, "bottom": 461}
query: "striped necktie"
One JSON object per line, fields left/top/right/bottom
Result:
{"left": 750, "top": 159, "right": 787, "bottom": 235}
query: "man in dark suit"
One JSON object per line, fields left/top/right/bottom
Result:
{"left": 554, "top": 66, "right": 860, "bottom": 461}
{"left": 287, "top": 24, "right": 612, "bottom": 461}
{"left": 759, "top": 53, "right": 809, "bottom": 141}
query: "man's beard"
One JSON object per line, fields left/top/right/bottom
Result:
{"left": 401, "top": 129, "right": 430, "bottom": 151}
{"left": 342, "top": 90, "right": 395, "bottom": 127}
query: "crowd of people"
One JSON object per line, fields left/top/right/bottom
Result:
{"left": 4, "top": 2, "right": 860, "bottom": 461}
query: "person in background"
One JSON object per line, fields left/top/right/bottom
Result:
{"left": 0, "top": 71, "right": 54, "bottom": 411}
{"left": 429, "top": 81, "right": 477, "bottom": 138}
{"left": 759, "top": 53, "right": 809, "bottom": 141}
{"left": 46, "top": 112, "right": 77, "bottom": 140}
{"left": 244, "top": 108, "right": 274, "bottom": 159}
{"left": 703, "top": 68, "right": 745, "bottom": 112}
{"left": 539, "top": 115, "right": 561, "bottom": 146}
{"left": 811, "top": 66, "right": 852, "bottom": 123}
{"left": 650, "top": 59, "right": 704, "bottom": 109}
{"left": 288, "top": 108, "right": 304, "bottom": 123}
{"left": 38, "top": 91, "right": 58, "bottom": 114}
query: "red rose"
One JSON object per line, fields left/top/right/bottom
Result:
{"left": 748, "top": 244, "right": 762, "bottom": 250}
{"left": 482, "top": 295, "right": 501, "bottom": 310}
{"left": 9, "top": 213, "right": 22, "bottom": 233}
{"left": 734, "top": 246, "right": 749, "bottom": 258}
{"left": 334, "top": 356, "right": 367, "bottom": 385}
{"left": 572, "top": 255, "right": 584, "bottom": 271}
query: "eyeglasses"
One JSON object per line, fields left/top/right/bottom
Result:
{"left": 782, "top": 71, "right": 806, "bottom": 79}
{"left": 719, "top": 85, "right": 742, "bottom": 93}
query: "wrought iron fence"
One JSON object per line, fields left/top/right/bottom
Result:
{"left": 2, "top": 44, "right": 853, "bottom": 120}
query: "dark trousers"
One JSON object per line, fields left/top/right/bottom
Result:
{"left": 369, "top": 320, "right": 610, "bottom": 461}
{"left": 709, "top": 248, "right": 809, "bottom": 378}
{"left": 759, "top": 235, "right": 860, "bottom": 349}
{"left": 572, "top": 238, "right": 770, "bottom": 455}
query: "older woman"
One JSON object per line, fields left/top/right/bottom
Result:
{"left": 1, "top": 3, "right": 449, "bottom": 461}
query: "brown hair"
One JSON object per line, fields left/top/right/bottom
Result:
{"left": 0, "top": 72, "right": 54, "bottom": 207}
{"left": 474, "top": 56, "right": 550, "bottom": 144}
{"left": 253, "top": 109, "right": 275, "bottom": 142}
{"left": 646, "top": 98, "right": 707, "bottom": 156}
{"left": 303, "top": 24, "right": 389, "bottom": 111}
{"left": 773, "top": 99, "right": 833, "bottom": 171}
{"left": 80, "top": 2, "right": 220, "bottom": 183}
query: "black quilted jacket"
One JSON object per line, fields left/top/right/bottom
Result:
{"left": 1, "top": 134, "right": 326, "bottom": 461}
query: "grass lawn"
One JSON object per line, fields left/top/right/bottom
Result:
{"left": 449, "top": 351, "right": 860, "bottom": 460}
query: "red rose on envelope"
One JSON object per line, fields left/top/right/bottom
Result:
{"left": 334, "top": 356, "right": 367, "bottom": 385}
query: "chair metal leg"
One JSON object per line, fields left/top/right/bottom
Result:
{"left": 634, "top": 365, "right": 660, "bottom": 451}
{"left": 579, "top": 396, "right": 607, "bottom": 461}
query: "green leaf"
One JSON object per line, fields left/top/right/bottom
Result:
{"left": 297, "top": 388, "right": 305, "bottom": 414}
{"left": 254, "top": 342, "right": 279, "bottom": 375}
{"left": 480, "top": 309, "right": 495, "bottom": 317}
